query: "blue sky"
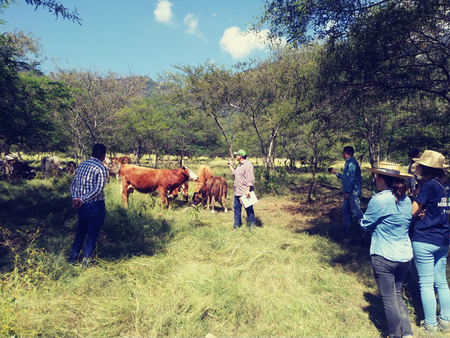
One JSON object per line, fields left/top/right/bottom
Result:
{"left": 1, "top": 0, "right": 271, "bottom": 79}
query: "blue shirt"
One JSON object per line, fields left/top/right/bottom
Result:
{"left": 360, "top": 190, "right": 413, "bottom": 262}
{"left": 70, "top": 157, "right": 108, "bottom": 204}
{"left": 336, "top": 156, "right": 361, "bottom": 194}
{"left": 413, "top": 179, "right": 450, "bottom": 246}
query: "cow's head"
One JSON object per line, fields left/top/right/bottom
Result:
{"left": 192, "top": 191, "right": 202, "bottom": 206}
{"left": 183, "top": 166, "right": 198, "bottom": 181}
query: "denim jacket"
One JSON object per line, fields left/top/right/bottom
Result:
{"left": 336, "top": 156, "right": 361, "bottom": 194}
{"left": 360, "top": 190, "right": 413, "bottom": 262}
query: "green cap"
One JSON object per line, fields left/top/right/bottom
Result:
{"left": 234, "top": 149, "right": 246, "bottom": 157}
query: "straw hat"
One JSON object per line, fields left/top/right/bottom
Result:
{"left": 365, "top": 162, "right": 413, "bottom": 178}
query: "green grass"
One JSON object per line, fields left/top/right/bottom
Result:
{"left": 0, "top": 159, "right": 443, "bottom": 337}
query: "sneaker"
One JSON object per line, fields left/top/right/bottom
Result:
{"left": 420, "top": 320, "right": 438, "bottom": 334}
{"left": 438, "top": 317, "right": 450, "bottom": 332}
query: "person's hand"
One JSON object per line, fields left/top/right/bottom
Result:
{"left": 344, "top": 192, "right": 350, "bottom": 199}
{"left": 418, "top": 208, "right": 426, "bottom": 219}
{"left": 246, "top": 192, "right": 250, "bottom": 198}
{"left": 72, "top": 198, "right": 83, "bottom": 208}
{"left": 329, "top": 168, "right": 336, "bottom": 175}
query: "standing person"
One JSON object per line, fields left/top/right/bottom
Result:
{"left": 407, "top": 148, "right": 420, "bottom": 197}
{"left": 330, "top": 146, "right": 363, "bottom": 234}
{"left": 410, "top": 150, "right": 450, "bottom": 333}
{"left": 227, "top": 149, "right": 256, "bottom": 230}
{"left": 69, "top": 143, "right": 108, "bottom": 266}
{"left": 360, "top": 163, "right": 414, "bottom": 338}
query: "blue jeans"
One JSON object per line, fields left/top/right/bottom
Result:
{"left": 234, "top": 195, "right": 255, "bottom": 229}
{"left": 70, "top": 200, "right": 106, "bottom": 262}
{"left": 371, "top": 255, "right": 413, "bottom": 338}
{"left": 342, "top": 191, "right": 363, "bottom": 232}
{"left": 413, "top": 241, "right": 450, "bottom": 327}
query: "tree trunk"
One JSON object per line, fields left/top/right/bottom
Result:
{"left": 133, "top": 139, "right": 142, "bottom": 165}
{"left": 307, "top": 131, "right": 318, "bottom": 201}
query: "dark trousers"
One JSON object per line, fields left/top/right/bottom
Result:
{"left": 371, "top": 255, "right": 413, "bottom": 338}
{"left": 70, "top": 200, "right": 105, "bottom": 262}
{"left": 233, "top": 195, "right": 255, "bottom": 229}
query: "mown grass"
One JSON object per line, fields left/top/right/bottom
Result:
{"left": 0, "top": 158, "right": 443, "bottom": 337}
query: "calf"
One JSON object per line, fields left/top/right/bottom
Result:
{"left": 120, "top": 164, "right": 198, "bottom": 209}
{"left": 192, "top": 176, "right": 228, "bottom": 213}
{"left": 170, "top": 182, "right": 189, "bottom": 202}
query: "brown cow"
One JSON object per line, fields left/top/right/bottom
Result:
{"left": 192, "top": 176, "right": 228, "bottom": 213}
{"left": 119, "top": 164, "right": 198, "bottom": 209}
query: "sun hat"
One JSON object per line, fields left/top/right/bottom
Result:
{"left": 365, "top": 162, "right": 413, "bottom": 178}
{"left": 234, "top": 149, "right": 247, "bottom": 157}
{"left": 412, "top": 150, "right": 449, "bottom": 169}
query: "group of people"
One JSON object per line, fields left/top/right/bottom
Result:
{"left": 332, "top": 146, "right": 450, "bottom": 337}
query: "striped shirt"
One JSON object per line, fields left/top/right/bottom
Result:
{"left": 232, "top": 159, "right": 255, "bottom": 196}
{"left": 70, "top": 157, "right": 108, "bottom": 204}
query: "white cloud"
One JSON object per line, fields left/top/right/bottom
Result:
{"left": 154, "top": 0, "right": 174, "bottom": 24}
{"left": 220, "top": 26, "right": 269, "bottom": 59}
{"left": 184, "top": 14, "right": 206, "bottom": 41}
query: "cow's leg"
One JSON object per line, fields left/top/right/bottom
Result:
{"left": 206, "top": 194, "right": 211, "bottom": 211}
{"left": 121, "top": 177, "right": 131, "bottom": 208}
{"left": 211, "top": 195, "right": 216, "bottom": 214}
{"left": 158, "top": 187, "right": 167, "bottom": 210}
{"left": 218, "top": 195, "right": 226, "bottom": 213}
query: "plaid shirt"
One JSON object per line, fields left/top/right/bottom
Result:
{"left": 70, "top": 157, "right": 108, "bottom": 204}
{"left": 232, "top": 159, "right": 255, "bottom": 196}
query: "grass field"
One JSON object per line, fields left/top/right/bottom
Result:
{"left": 0, "top": 157, "right": 446, "bottom": 337}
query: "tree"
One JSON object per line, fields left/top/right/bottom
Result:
{"left": 163, "top": 63, "right": 239, "bottom": 161}
{"left": 3, "top": 30, "right": 44, "bottom": 71}
{"left": 0, "top": 0, "right": 81, "bottom": 23}
{"left": 51, "top": 69, "right": 148, "bottom": 159}
{"left": 229, "top": 50, "right": 303, "bottom": 170}
{"left": 0, "top": 34, "right": 72, "bottom": 153}
{"left": 257, "top": 0, "right": 450, "bottom": 103}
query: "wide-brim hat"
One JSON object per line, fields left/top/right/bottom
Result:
{"left": 365, "top": 162, "right": 413, "bottom": 178}
{"left": 412, "top": 150, "right": 449, "bottom": 169}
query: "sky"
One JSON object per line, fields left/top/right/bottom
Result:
{"left": 1, "top": 0, "right": 271, "bottom": 80}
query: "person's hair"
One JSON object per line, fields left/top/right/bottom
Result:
{"left": 343, "top": 146, "right": 354, "bottom": 156}
{"left": 92, "top": 143, "right": 106, "bottom": 159}
{"left": 419, "top": 164, "right": 448, "bottom": 183}
{"left": 380, "top": 174, "right": 407, "bottom": 202}
{"left": 408, "top": 148, "right": 420, "bottom": 157}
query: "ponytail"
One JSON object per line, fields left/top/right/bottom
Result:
{"left": 380, "top": 174, "right": 407, "bottom": 202}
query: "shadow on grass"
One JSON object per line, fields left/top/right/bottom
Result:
{"left": 0, "top": 178, "right": 176, "bottom": 272}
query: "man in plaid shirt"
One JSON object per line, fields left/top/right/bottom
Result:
{"left": 69, "top": 144, "right": 108, "bottom": 266}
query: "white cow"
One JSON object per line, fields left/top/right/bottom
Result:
{"left": 41, "top": 156, "right": 61, "bottom": 177}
